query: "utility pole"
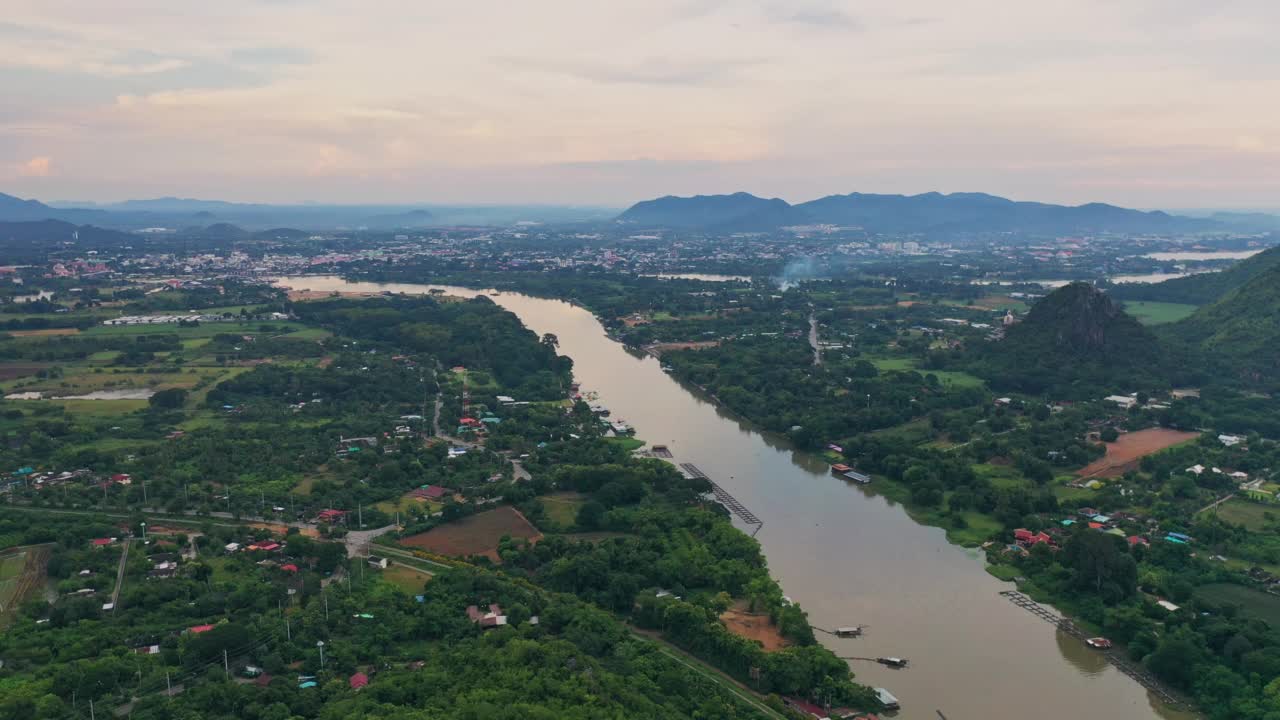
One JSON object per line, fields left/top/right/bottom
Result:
{"left": 165, "top": 671, "right": 171, "bottom": 698}
{"left": 89, "top": 699, "right": 95, "bottom": 720}
{"left": 317, "top": 640, "right": 326, "bottom": 669}
{"left": 142, "top": 478, "right": 147, "bottom": 506}
{"left": 323, "top": 589, "right": 328, "bottom": 620}
{"left": 140, "top": 522, "right": 146, "bottom": 542}
{"left": 358, "top": 504, "right": 363, "bottom": 528}
{"left": 223, "top": 649, "right": 229, "bottom": 678}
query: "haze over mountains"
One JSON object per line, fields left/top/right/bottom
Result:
{"left": 616, "top": 191, "right": 1237, "bottom": 235}
{"left": 0, "top": 192, "right": 615, "bottom": 231}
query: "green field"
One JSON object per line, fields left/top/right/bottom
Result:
{"left": 541, "top": 492, "right": 586, "bottom": 529}
{"left": 1123, "top": 301, "right": 1199, "bottom": 325}
{"left": 869, "top": 356, "right": 983, "bottom": 387}
{"left": 1195, "top": 583, "right": 1280, "bottom": 626}
{"left": 380, "top": 564, "right": 433, "bottom": 594}
{"left": 1212, "top": 498, "right": 1280, "bottom": 532}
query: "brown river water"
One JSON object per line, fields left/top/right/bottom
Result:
{"left": 275, "top": 275, "right": 1197, "bottom": 720}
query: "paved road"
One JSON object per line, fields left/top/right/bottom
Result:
{"left": 808, "top": 312, "right": 822, "bottom": 366}
{"left": 344, "top": 524, "right": 398, "bottom": 558}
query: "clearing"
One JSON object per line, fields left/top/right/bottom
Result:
{"left": 1211, "top": 498, "right": 1280, "bottom": 532}
{"left": 1076, "top": 428, "right": 1200, "bottom": 479}
{"left": 380, "top": 563, "right": 433, "bottom": 594}
{"left": 4, "top": 328, "right": 80, "bottom": 337}
{"left": 1123, "top": 301, "right": 1199, "bottom": 326}
{"left": 1194, "top": 583, "right": 1280, "bottom": 626}
{"left": 540, "top": 491, "right": 586, "bottom": 529}
{"left": 0, "top": 544, "right": 51, "bottom": 626}
{"left": 720, "top": 601, "right": 791, "bottom": 652}
{"left": 399, "top": 506, "right": 542, "bottom": 561}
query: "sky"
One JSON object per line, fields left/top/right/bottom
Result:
{"left": 2, "top": 0, "right": 1278, "bottom": 209}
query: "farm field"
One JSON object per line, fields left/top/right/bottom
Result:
{"left": 0, "top": 545, "right": 51, "bottom": 626}
{"left": 540, "top": 491, "right": 585, "bottom": 529}
{"left": 1077, "top": 428, "right": 1200, "bottom": 478}
{"left": 1123, "top": 301, "right": 1199, "bottom": 325}
{"left": 1212, "top": 498, "right": 1279, "bottom": 532}
{"left": 868, "top": 355, "right": 983, "bottom": 387}
{"left": 1195, "top": 583, "right": 1280, "bottom": 626}
{"left": 380, "top": 563, "right": 433, "bottom": 594}
{"left": 399, "top": 506, "right": 542, "bottom": 561}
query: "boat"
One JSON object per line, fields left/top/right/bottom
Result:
{"left": 1086, "top": 637, "right": 1113, "bottom": 650}
{"left": 832, "top": 464, "right": 872, "bottom": 484}
{"left": 874, "top": 688, "right": 900, "bottom": 711}
{"left": 834, "top": 626, "right": 864, "bottom": 638}
{"left": 876, "top": 657, "right": 909, "bottom": 668}
{"left": 650, "top": 445, "right": 674, "bottom": 458}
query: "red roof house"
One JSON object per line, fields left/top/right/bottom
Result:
{"left": 90, "top": 537, "right": 115, "bottom": 547}
{"left": 280, "top": 563, "right": 299, "bottom": 573}
{"left": 349, "top": 672, "right": 369, "bottom": 690}
{"left": 188, "top": 624, "right": 216, "bottom": 634}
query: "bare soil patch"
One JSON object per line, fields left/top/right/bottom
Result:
{"left": 720, "top": 601, "right": 791, "bottom": 652}
{"left": 645, "top": 340, "right": 720, "bottom": 357}
{"left": 5, "top": 328, "right": 80, "bottom": 337}
{"left": 0, "top": 364, "right": 48, "bottom": 381}
{"left": 399, "top": 506, "right": 542, "bottom": 561}
{"left": 1077, "top": 428, "right": 1200, "bottom": 478}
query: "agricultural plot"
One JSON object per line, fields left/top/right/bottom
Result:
{"left": 1076, "top": 428, "right": 1200, "bottom": 478}
{"left": 1212, "top": 498, "right": 1280, "bottom": 532}
{"left": 0, "top": 545, "right": 51, "bottom": 625}
{"left": 1195, "top": 583, "right": 1280, "bottom": 626}
{"left": 399, "top": 506, "right": 542, "bottom": 561}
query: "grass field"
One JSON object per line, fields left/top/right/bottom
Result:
{"left": 1195, "top": 583, "right": 1280, "bottom": 626}
{"left": 1212, "top": 498, "right": 1280, "bottom": 532}
{"left": 380, "top": 564, "right": 433, "bottom": 594}
{"left": 540, "top": 492, "right": 585, "bottom": 529}
{"left": 1123, "top": 301, "right": 1199, "bottom": 325}
{"left": 868, "top": 356, "right": 983, "bottom": 387}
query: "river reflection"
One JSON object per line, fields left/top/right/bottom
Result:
{"left": 274, "top": 275, "right": 1197, "bottom": 720}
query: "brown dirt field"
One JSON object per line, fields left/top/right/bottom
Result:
{"left": 399, "top": 506, "right": 542, "bottom": 561}
{"left": 645, "top": 340, "right": 720, "bottom": 357}
{"left": 1077, "top": 428, "right": 1200, "bottom": 478}
{"left": 0, "top": 364, "right": 48, "bottom": 381}
{"left": 721, "top": 601, "right": 791, "bottom": 652}
{"left": 247, "top": 522, "right": 320, "bottom": 538}
{"left": 6, "top": 328, "right": 80, "bottom": 337}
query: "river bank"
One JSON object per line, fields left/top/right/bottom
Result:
{"left": 273, "top": 274, "right": 1196, "bottom": 720}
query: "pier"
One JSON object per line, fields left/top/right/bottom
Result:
{"left": 680, "top": 463, "right": 763, "bottom": 535}
{"left": 998, "top": 591, "right": 1191, "bottom": 709}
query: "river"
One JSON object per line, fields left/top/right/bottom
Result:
{"left": 275, "top": 275, "right": 1194, "bottom": 720}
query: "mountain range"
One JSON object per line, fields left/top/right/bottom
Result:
{"left": 0, "top": 193, "right": 617, "bottom": 230}
{"left": 617, "top": 191, "right": 1232, "bottom": 235}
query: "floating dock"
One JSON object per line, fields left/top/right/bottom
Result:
{"left": 999, "top": 590, "right": 1189, "bottom": 708}
{"left": 680, "top": 463, "right": 763, "bottom": 535}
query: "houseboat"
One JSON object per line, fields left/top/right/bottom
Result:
{"left": 873, "top": 688, "right": 900, "bottom": 711}
{"left": 876, "top": 657, "right": 908, "bottom": 669}
{"left": 834, "top": 626, "right": 863, "bottom": 638}
{"left": 831, "top": 464, "right": 871, "bottom": 484}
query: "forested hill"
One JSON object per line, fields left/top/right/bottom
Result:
{"left": 1110, "top": 245, "right": 1280, "bottom": 305}
{"left": 616, "top": 192, "right": 799, "bottom": 229}
{"left": 616, "top": 190, "right": 1216, "bottom": 235}
{"left": 1164, "top": 263, "right": 1280, "bottom": 384}
{"left": 972, "top": 282, "right": 1177, "bottom": 397}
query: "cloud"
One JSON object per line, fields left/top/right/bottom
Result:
{"left": 768, "top": 4, "right": 860, "bottom": 30}
{"left": 19, "top": 156, "right": 53, "bottom": 177}
{"left": 82, "top": 57, "right": 190, "bottom": 77}
{"left": 229, "top": 46, "right": 314, "bottom": 67}
{"left": 505, "top": 56, "right": 764, "bottom": 86}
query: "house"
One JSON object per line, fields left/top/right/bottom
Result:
{"left": 349, "top": 672, "right": 369, "bottom": 690}
{"left": 1105, "top": 394, "right": 1138, "bottom": 410}
{"left": 1219, "top": 434, "right": 1245, "bottom": 447}
{"left": 315, "top": 509, "right": 346, "bottom": 523}
{"left": 367, "top": 556, "right": 388, "bottom": 570}
{"left": 224, "top": 542, "right": 241, "bottom": 553}
{"left": 411, "top": 485, "right": 449, "bottom": 500}
{"left": 466, "top": 603, "right": 507, "bottom": 628}
{"left": 280, "top": 563, "right": 299, "bottom": 573}
{"left": 90, "top": 537, "right": 116, "bottom": 547}
{"left": 188, "top": 624, "right": 216, "bottom": 634}
{"left": 110, "top": 473, "right": 132, "bottom": 485}
{"left": 1127, "top": 536, "right": 1149, "bottom": 548}
{"left": 1157, "top": 600, "right": 1181, "bottom": 613}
